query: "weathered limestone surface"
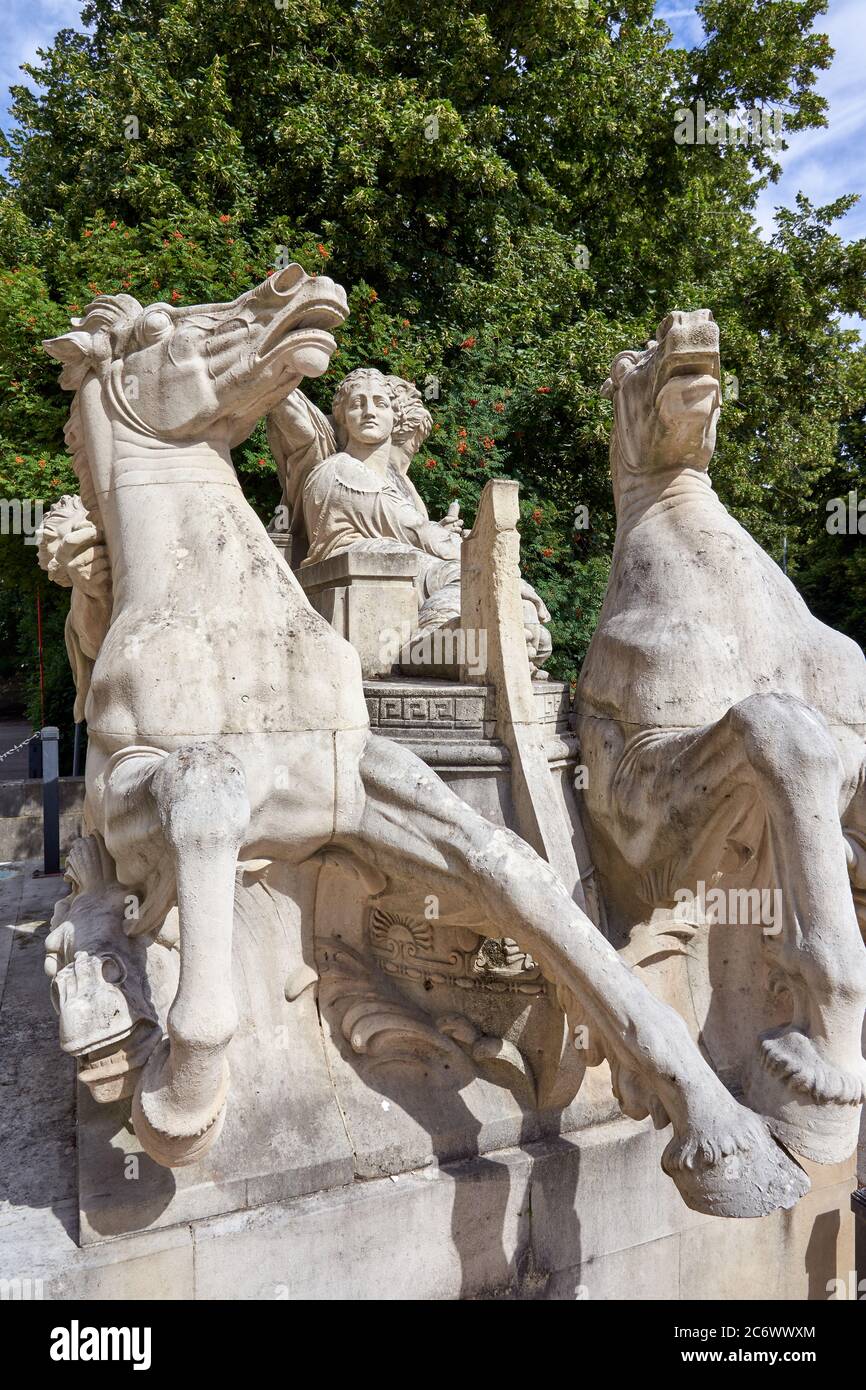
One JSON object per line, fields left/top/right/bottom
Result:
{"left": 34, "top": 275, "right": 819, "bottom": 1225}
{"left": 578, "top": 308, "right": 866, "bottom": 1166}
{"left": 299, "top": 549, "right": 420, "bottom": 678}
{"left": 460, "top": 480, "right": 584, "bottom": 905}
{"left": 67, "top": 682, "right": 604, "bottom": 1239}
{"left": 0, "top": 867, "right": 854, "bottom": 1300}
{"left": 20, "top": 279, "right": 866, "bottom": 1304}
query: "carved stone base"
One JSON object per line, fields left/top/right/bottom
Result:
{"left": 1, "top": 865, "right": 856, "bottom": 1298}
{"left": 75, "top": 864, "right": 354, "bottom": 1243}
{"left": 73, "top": 681, "right": 599, "bottom": 1240}
{"left": 298, "top": 550, "right": 420, "bottom": 678}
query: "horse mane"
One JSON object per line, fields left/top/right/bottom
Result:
{"left": 52, "top": 293, "right": 147, "bottom": 539}
{"left": 63, "top": 394, "right": 104, "bottom": 537}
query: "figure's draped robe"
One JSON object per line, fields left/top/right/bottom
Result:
{"left": 301, "top": 451, "right": 462, "bottom": 631}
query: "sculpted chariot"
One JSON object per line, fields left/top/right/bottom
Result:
{"left": 34, "top": 268, "right": 866, "bottom": 1255}
{"left": 267, "top": 367, "right": 553, "bottom": 676}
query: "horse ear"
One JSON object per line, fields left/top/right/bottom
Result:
{"left": 43, "top": 331, "right": 97, "bottom": 390}
{"left": 603, "top": 349, "right": 643, "bottom": 399}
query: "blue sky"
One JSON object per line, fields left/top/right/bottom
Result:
{"left": 657, "top": 0, "right": 866, "bottom": 247}
{"left": 2, "top": 1, "right": 863, "bottom": 254}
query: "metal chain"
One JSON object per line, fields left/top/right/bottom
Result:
{"left": 0, "top": 730, "right": 42, "bottom": 764}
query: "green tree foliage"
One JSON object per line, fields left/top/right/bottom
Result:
{"left": 0, "top": 0, "right": 864, "bottom": 757}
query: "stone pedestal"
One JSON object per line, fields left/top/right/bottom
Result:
{"left": 0, "top": 861, "right": 857, "bottom": 1300}
{"left": 298, "top": 551, "right": 420, "bottom": 677}
{"left": 67, "top": 677, "right": 593, "bottom": 1244}
{"left": 3, "top": 678, "right": 859, "bottom": 1300}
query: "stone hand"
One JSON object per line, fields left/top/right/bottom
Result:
{"left": 65, "top": 537, "right": 112, "bottom": 598}
{"left": 436, "top": 501, "right": 465, "bottom": 533}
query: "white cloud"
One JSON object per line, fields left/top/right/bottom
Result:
{"left": 663, "top": 0, "right": 864, "bottom": 333}
{"left": 0, "top": 0, "right": 87, "bottom": 123}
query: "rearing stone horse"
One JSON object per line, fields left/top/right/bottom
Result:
{"left": 43, "top": 275, "right": 808, "bottom": 1217}
{"left": 577, "top": 308, "right": 866, "bottom": 1165}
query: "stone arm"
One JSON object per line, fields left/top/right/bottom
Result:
{"left": 267, "top": 390, "right": 337, "bottom": 562}
{"left": 37, "top": 494, "right": 112, "bottom": 720}
{"left": 411, "top": 514, "right": 464, "bottom": 562}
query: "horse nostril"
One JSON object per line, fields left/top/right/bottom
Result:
{"left": 101, "top": 957, "right": 124, "bottom": 984}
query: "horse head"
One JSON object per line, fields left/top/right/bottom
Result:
{"left": 44, "top": 835, "right": 175, "bottom": 1104}
{"left": 602, "top": 309, "right": 721, "bottom": 512}
{"left": 43, "top": 265, "right": 348, "bottom": 450}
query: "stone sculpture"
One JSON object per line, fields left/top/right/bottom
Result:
{"left": 577, "top": 308, "right": 866, "bottom": 1165}
{"left": 39, "top": 269, "right": 813, "bottom": 1219}
{"left": 37, "top": 492, "right": 111, "bottom": 721}
{"left": 267, "top": 369, "right": 552, "bottom": 676}
{"left": 44, "top": 832, "right": 177, "bottom": 1104}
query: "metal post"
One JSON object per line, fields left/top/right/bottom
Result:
{"left": 854, "top": 1189, "right": 866, "bottom": 1295}
{"left": 28, "top": 734, "right": 42, "bottom": 780}
{"left": 41, "top": 725, "right": 61, "bottom": 875}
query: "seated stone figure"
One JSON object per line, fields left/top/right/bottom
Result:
{"left": 267, "top": 368, "right": 552, "bottom": 676}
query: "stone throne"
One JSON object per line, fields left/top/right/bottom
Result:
{"left": 308, "top": 476, "right": 606, "bottom": 1180}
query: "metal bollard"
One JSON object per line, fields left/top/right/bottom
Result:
{"left": 28, "top": 734, "right": 42, "bottom": 779}
{"left": 854, "top": 1188, "right": 866, "bottom": 1293}
{"left": 40, "top": 725, "right": 61, "bottom": 875}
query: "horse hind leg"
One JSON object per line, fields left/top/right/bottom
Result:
{"left": 729, "top": 695, "right": 866, "bottom": 1163}
{"left": 130, "top": 742, "right": 250, "bottom": 1167}
{"left": 349, "top": 734, "right": 808, "bottom": 1219}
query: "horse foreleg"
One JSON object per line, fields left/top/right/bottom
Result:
{"left": 346, "top": 735, "right": 808, "bottom": 1218}
{"left": 728, "top": 696, "right": 866, "bottom": 1160}
{"left": 122, "top": 742, "right": 250, "bottom": 1167}
{"left": 601, "top": 695, "right": 866, "bottom": 1164}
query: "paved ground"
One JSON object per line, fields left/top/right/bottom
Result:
{"left": 0, "top": 861, "right": 200, "bottom": 1298}
{"left": 0, "top": 720, "right": 34, "bottom": 781}
{"left": 0, "top": 867, "right": 82, "bottom": 1289}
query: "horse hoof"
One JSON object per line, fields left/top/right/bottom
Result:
{"left": 662, "top": 1119, "right": 810, "bottom": 1218}
{"left": 130, "top": 1037, "right": 229, "bottom": 1168}
{"left": 744, "top": 1034, "right": 864, "bottom": 1165}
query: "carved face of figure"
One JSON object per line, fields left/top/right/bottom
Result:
{"left": 43, "top": 265, "right": 349, "bottom": 449}
{"left": 334, "top": 370, "right": 394, "bottom": 453}
{"left": 603, "top": 309, "right": 721, "bottom": 482}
